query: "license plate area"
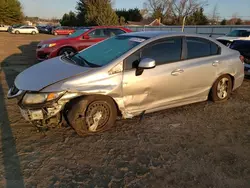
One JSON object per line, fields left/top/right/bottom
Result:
{"left": 19, "top": 108, "right": 44, "bottom": 121}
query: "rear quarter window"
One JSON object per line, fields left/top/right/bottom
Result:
{"left": 187, "top": 37, "right": 220, "bottom": 59}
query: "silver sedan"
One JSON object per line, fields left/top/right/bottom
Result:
{"left": 8, "top": 31, "right": 244, "bottom": 136}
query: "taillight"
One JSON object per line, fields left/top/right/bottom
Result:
{"left": 240, "top": 55, "right": 245, "bottom": 63}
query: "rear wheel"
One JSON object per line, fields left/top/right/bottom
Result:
{"left": 210, "top": 75, "right": 232, "bottom": 102}
{"left": 54, "top": 32, "right": 58, "bottom": 35}
{"left": 31, "top": 31, "right": 36, "bottom": 35}
{"left": 67, "top": 96, "right": 117, "bottom": 136}
{"left": 58, "top": 47, "right": 76, "bottom": 56}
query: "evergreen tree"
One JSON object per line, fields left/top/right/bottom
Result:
{"left": 186, "top": 8, "right": 208, "bottom": 25}
{"left": 76, "top": 0, "right": 87, "bottom": 25}
{"left": 60, "top": 11, "right": 77, "bottom": 26}
{"left": 76, "top": 0, "right": 119, "bottom": 26}
{"left": 235, "top": 18, "right": 242, "bottom": 25}
{"left": 0, "top": 0, "right": 23, "bottom": 25}
{"left": 220, "top": 19, "right": 227, "bottom": 25}
{"left": 116, "top": 8, "right": 142, "bottom": 22}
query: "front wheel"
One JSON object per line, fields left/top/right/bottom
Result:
{"left": 15, "top": 30, "right": 20, "bottom": 34}
{"left": 210, "top": 75, "right": 233, "bottom": 102}
{"left": 58, "top": 47, "right": 76, "bottom": 56}
{"left": 67, "top": 96, "right": 117, "bottom": 136}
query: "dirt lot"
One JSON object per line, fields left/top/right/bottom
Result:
{"left": 0, "top": 32, "right": 249, "bottom": 188}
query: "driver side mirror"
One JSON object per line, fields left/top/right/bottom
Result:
{"left": 138, "top": 58, "right": 156, "bottom": 69}
{"left": 136, "top": 58, "right": 156, "bottom": 76}
{"left": 83, "top": 35, "right": 90, "bottom": 39}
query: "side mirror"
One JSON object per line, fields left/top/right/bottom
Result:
{"left": 138, "top": 58, "right": 156, "bottom": 69}
{"left": 83, "top": 35, "right": 90, "bottom": 39}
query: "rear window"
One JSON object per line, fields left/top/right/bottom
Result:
{"left": 187, "top": 37, "right": 220, "bottom": 59}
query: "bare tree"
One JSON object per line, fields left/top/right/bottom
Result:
{"left": 144, "top": 0, "right": 207, "bottom": 24}
{"left": 170, "top": 0, "right": 208, "bottom": 24}
{"left": 211, "top": 4, "right": 219, "bottom": 24}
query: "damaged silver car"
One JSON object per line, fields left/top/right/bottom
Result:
{"left": 8, "top": 31, "right": 244, "bottom": 136}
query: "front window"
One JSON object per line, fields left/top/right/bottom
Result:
{"left": 67, "top": 29, "right": 89, "bottom": 38}
{"left": 71, "top": 36, "right": 147, "bottom": 67}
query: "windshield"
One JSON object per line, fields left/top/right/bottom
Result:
{"left": 226, "top": 30, "right": 250, "bottom": 37}
{"left": 67, "top": 29, "right": 89, "bottom": 38}
{"left": 71, "top": 35, "right": 147, "bottom": 67}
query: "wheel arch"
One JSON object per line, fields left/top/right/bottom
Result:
{"left": 57, "top": 46, "right": 77, "bottom": 56}
{"left": 64, "top": 94, "right": 122, "bottom": 117}
{"left": 209, "top": 73, "right": 235, "bottom": 96}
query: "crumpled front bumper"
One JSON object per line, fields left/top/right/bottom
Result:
{"left": 8, "top": 86, "right": 80, "bottom": 123}
{"left": 18, "top": 104, "right": 63, "bottom": 122}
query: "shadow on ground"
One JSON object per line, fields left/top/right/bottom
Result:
{"left": 0, "top": 42, "right": 39, "bottom": 187}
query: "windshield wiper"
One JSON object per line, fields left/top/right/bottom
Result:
{"left": 62, "top": 54, "right": 77, "bottom": 64}
{"left": 75, "top": 56, "right": 101, "bottom": 67}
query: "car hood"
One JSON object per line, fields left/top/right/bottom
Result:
{"left": 15, "top": 57, "right": 93, "bottom": 91}
{"left": 39, "top": 37, "right": 69, "bottom": 45}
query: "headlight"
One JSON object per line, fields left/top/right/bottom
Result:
{"left": 41, "top": 43, "right": 56, "bottom": 48}
{"left": 22, "top": 91, "right": 64, "bottom": 105}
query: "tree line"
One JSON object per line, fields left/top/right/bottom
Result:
{"left": 0, "top": 0, "right": 23, "bottom": 25}
{"left": 0, "top": 0, "right": 247, "bottom": 26}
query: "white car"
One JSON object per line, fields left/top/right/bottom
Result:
{"left": 11, "top": 25, "right": 39, "bottom": 35}
{"left": 0, "top": 25, "right": 10, "bottom": 32}
{"left": 217, "top": 29, "right": 250, "bottom": 46}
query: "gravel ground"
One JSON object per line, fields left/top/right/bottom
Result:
{"left": 0, "top": 32, "right": 249, "bottom": 188}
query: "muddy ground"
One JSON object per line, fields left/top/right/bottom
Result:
{"left": 0, "top": 32, "right": 249, "bottom": 188}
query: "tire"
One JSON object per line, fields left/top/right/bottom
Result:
{"left": 15, "top": 30, "right": 20, "bottom": 34}
{"left": 54, "top": 32, "right": 58, "bottom": 36}
{"left": 58, "top": 47, "right": 76, "bottom": 56}
{"left": 67, "top": 96, "right": 117, "bottom": 136}
{"left": 210, "top": 75, "right": 233, "bottom": 102}
{"left": 31, "top": 31, "right": 36, "bottom": 35}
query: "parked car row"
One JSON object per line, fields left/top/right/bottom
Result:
{"left": 9, "top": 25, "right": 39, "bottom": 34}
{"left": 7, "top": 30, "right": 245, "bottom": 136}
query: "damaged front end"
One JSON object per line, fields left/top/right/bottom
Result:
{"left": 7, "top": 85, "right": 81, "bottom": 129}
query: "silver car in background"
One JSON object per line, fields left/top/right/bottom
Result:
{"left": 8, "top": 31, "right": 244, "bottom": 136}
{"left": 10, "top": 25, "right": 39, "bottom": 35}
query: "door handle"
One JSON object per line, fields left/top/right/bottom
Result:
{"left": 171, "top": 69, "right": 184, "bottom": 76}
{"left": 212, "top": 60, "right": 219, "bottom": 67}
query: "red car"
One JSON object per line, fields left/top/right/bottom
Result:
{"left": 52, "top": 26, "right": 75, "bottom": 35}
{"left": 36, "top": 26, "right": 132, "bottom": 61}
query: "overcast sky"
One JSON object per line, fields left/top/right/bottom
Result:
{"left": 19, "top": 0, "right": 250, "bottom": 20}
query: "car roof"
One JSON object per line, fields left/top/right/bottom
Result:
{"left": 121, "top": 31, "right": 210, "bottom": 39}
{"left": 90, "top": 26, "right": 126, "bottom": 29}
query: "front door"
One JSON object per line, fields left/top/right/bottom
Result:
{"left": 78, "top": 29, "right": 108, "bottom": 51}
{"left": 122, "top": 37, "right": 184, "bottom": 114}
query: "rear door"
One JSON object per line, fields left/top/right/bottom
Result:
{"left": 78, "top": 28, "right": 109, "bottom": 51}
{"left": 19, "top": 26, "right": 26, "bottom": 33}
{"left": 122, "top": 37, "right": 184, "bottom": 113}
{"left": 176, "top": 37, "right": 222, "bottom": 100}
